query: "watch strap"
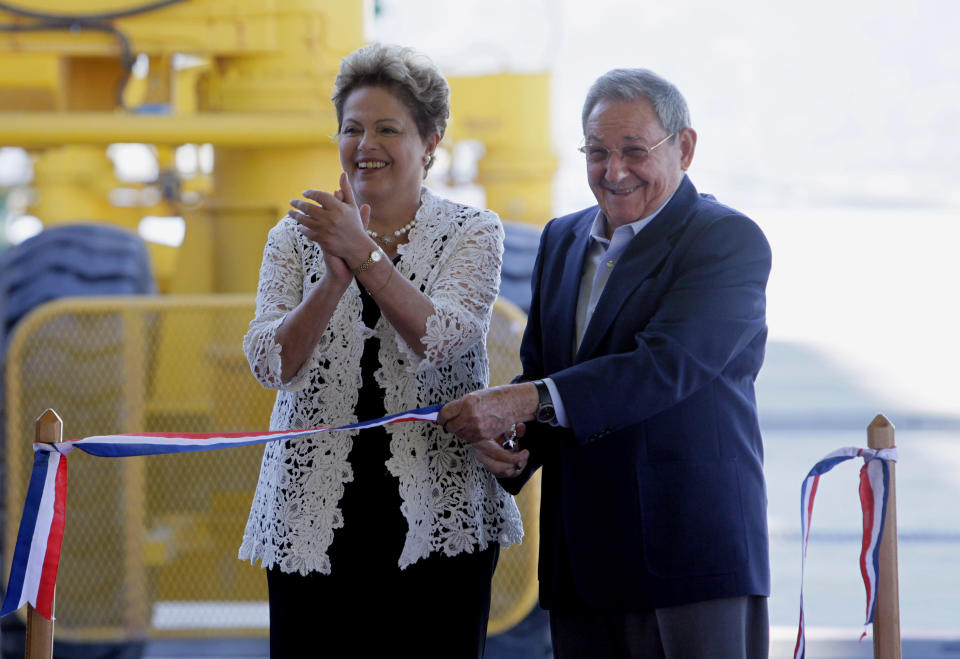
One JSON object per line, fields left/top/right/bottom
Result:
{"left": 353, "top": 247, "right": 382, "bottom": 275}
{"left": 533, "top": 379, "right": 556, "bottom": 423}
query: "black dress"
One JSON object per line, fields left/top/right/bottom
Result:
{"left": 267, "top": 262, "right": 500, "bottom": 658}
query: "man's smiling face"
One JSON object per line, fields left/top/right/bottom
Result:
{"left": 584, "top": 97, "right": 694, "bottom": 234}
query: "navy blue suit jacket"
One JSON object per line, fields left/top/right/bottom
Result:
{"left": 509, "top": 176, "right": 772, "bottom": 611}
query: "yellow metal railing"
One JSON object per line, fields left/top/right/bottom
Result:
{"left": 485, "top": 298, "right": 541, "bottom": 636}
{"left": 3, "top": 295, "right": 539, "bottom": 640}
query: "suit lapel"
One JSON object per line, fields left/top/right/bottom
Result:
{"left": 544, "top": 213, "right": 593, "bottom": 371}
{"left": 575, "top": 177, "right": 698, "bottom": 362}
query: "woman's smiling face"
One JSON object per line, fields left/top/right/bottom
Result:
{"left": 338, "top": 85, "right": 436, "bottom": 209}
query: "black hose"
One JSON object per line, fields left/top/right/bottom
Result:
{"left": 0, "top": 0, "right": 189, "bottom": 109}
{"left": 0, "top": 0, "right": 187, "bottom": 22}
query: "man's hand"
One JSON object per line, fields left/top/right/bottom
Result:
{"left": 438, "top": 383, "right": 539, "bottom": 444}
{"left": 468, "top": 437, "right": 530, "bottom": 479}
{"left": 439, "top": 383, "right": 542, "bottom": 479}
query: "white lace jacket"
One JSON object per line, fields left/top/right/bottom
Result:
{"left": 239, "top": 187, "right": 523, "bottom": 576}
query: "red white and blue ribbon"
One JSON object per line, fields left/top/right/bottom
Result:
{"left": 793, "top": 445, "right": 898, "bottom": 659}
{"left": 1, "top": 404, "right": 441, "bottom": 620}
{"left": 1, "top": 450, "right": 67, "bottom": 621}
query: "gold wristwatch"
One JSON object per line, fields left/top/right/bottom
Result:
{"left": 353, "top": 247, "right": 384, "bottom": 275}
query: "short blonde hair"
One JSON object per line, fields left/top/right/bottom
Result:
{"left": 332, "top": 43, "right": 450, "bottom": 171}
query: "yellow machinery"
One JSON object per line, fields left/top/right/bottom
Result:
{"left": 0, "top": 0, "right": 554, "bottom": 293}
{"left": 0, "top": 0, "right": 555, "bottom": 644}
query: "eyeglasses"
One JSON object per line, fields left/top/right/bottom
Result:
{"left": 578, "top": 133, "right": 675, "bottom": 164}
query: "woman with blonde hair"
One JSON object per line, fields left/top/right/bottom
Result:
{"left": 239, "top": 43, "right": 525, "bottom": 657}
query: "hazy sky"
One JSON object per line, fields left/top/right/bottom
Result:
{"left": 375, "top": 0, "right": 960, "bottom": 415}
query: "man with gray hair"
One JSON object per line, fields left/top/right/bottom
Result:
{"left": 440, "top": 68, "right": 771, "bottom": 657}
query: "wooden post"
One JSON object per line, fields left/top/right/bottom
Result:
{"left": 26, "top": 409, "right": 62, "bottom": 659}
{"left": 867, "top": 414, "right": 901, "bottom": 659}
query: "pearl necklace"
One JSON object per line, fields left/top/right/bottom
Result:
{"left": 366, "top": 216, "right": 418, "bottom": 245}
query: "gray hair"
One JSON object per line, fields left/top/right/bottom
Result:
{"left": 581, "top": 68, "right": 691, "bottom": 135}
{"left": 332, "top": 43, "right": 449, "bottom": 171}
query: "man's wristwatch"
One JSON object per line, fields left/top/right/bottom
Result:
{"left": 532, "top": 379, "right": 556, "bottom": 424}
{"left": 353, "top": 247, "right": 383, "bottom": 275}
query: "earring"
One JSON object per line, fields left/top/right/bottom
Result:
{"left": 424, "top": 154, "right": 433, "bottom": 166}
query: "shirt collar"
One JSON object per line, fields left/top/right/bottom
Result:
{"left": 588, "top": 188, "right": 677, "bottom": 246}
